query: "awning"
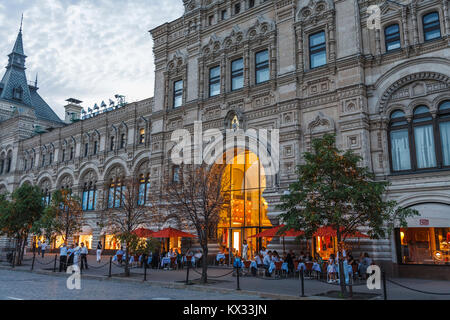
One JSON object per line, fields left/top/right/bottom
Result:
{"left": 133, "top": 228, "right": 155, "bottom": 238}
{"left": 250, "top": 225, "right": 304, "bottom": 238}
{"left": 151, "top": 227, "right": 196, "bottom": 238}
{"left": 313, "top": 226, "right": 369, "bottom": 239}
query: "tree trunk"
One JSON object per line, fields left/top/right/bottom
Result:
{"left": 124, "top": 243, "right": 130, "bottom": 277}
{"left": 336, "top": 230, "right": 347, "bottom": 297}
{"left": 201, "top": 243, "right": 208, "bottom": 284}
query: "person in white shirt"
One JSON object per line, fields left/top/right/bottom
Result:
{"left": 73, "top": 243, "right": 81, "bottom": 265}
{"left": 59, "top": 243, "right": 68, "bottom": 272}
{"left": 96, "top": 241, "right": 103, "bottom": 263}
{"left": 37, "top": 240, "right": 42, "bottom": 255}
{"left": 242, "top": 240, "right": 249, "bottom": 260}
{"left": 41, "top": 241, "right": 48, "bottom": 258}
{"left": 263, "top": 251, "right": 272, "bottom": 266}
{"left": 80, "top": 243, "right": 89, "bottom": 270}
{"left": 260, "top": 247, "right": 268, "bottom": 257}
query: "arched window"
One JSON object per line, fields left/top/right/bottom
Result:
{"left": 108, "top": 178, "right": 125, "bottom": 208}
{"left": 389, "top": 101, "right": 450, "bottom": 173}
{"left": 82, "top": 181, "right": 97, "bottom": 211}
{"left": 423, "top": 12, "right": 441, "bottom": 41}
{"left": 42, "top": 188, "right": 51, "bottom": 206}
{"left": 138, "top": 174, "right": 151, "bottom": 205}
{"left": 384, "top": 24, "right": 401, "bottom": 51}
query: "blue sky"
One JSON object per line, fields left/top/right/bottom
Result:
{"left": 0, "top": 0, "right": 184, "bottom": 119}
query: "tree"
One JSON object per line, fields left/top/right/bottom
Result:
{"left": 99, "top": 176, "right": 163, "bottom": 277}
{"left": 278, "top": 134, "right": 419, "bottom": 296}
{"left": 32, "top": 189, "right": 84, "bottom": 248}
{"left": 163, "top": 163, "right": 228, "bottom": 284}
{"left": 0, "top": 184, "right": 45, "bottom": 265}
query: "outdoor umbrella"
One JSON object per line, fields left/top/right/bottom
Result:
{"left": 151, "top": 227, "right": 196, "bottom": 238}
{"left": 133, "top": 228, "right": 155, "bottom": 238}
{"left": 250, "top": 225, "right": 304, "bottom": 252}
{"left": 313, "top": 226, "right": 369, "bottom": 239}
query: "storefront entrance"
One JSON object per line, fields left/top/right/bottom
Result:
{"left": 217, "top": 149, "right": 273, "bottom": 259}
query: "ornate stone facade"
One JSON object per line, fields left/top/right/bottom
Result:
{"left": 0, "top": 0, "right": 449, "bottom": 278}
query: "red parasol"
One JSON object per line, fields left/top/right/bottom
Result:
{"left": 133, "top": 228, "right": 155, "bottom": 238}
{"left": 313, "top": 226, "right": 369, "bottom": 239}
{"left": 250, "top": 225, "right": 304, "bottom": 238}
{"left": 151, "top": 227, "right": 196, "bottom": 238}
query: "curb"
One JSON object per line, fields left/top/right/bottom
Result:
{"left": 0, "top": 265, "right": 328, "bottom": 300}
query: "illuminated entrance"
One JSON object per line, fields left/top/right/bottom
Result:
{"left": 217, "top": 149, "right": 273, "bottom": 259}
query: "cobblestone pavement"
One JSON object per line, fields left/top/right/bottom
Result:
{"left": 0, "top": 269, "right": 267, "bottom": 300}
{"left": 1, "top": 253, "right": 449, "bottom": 300}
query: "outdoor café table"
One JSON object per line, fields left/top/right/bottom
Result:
{"left": 183, "top": 255, "right": 196, "bottom": 266}
{"left": 297, "top": 262, "right": 306, "bottom": 271}
{"left": 268, "top": 262, "right": 276, "bottom": 274}
{"left": 312, "top": 262, "right": 321, "bottom": 272}
{"left": 250, "top": 260, "right": 257, "bottom": 269}
{"left": 161, "top": 257, "right": 171, "bottom": 268}
{"left": 281, "top": 262, "right": 289, "bottom": 273}
{"left": 216, "top": 253, "right": 226, "bottom": 262}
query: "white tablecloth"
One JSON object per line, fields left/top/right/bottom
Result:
{"left": 161, "top": 257, "right": 171, "bottom": 267}
{"left": 216, "top": 253, "right": 226, "bottom": 262}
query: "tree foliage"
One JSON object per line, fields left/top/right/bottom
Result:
{"left": 32, "top": 189, "right": 84, "bottom": 245}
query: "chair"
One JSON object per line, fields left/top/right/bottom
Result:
{"left": 305, "top": 262, "right": 313, "bottom": 279}
{"left": 274, "top": 261, "right": 283, "bottom": 278}
{"left": 243, "top": 260, "right": 252, "bottom": 276}
{"left": 170, "top": 257, "right": 176, "bottom": 270}
{"left": 117, "top": 254, "right": 123, "bottom": 264}
{"left": 293, "top": 261, "right": 299, "bottom": 277}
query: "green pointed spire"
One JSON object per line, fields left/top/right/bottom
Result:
{"left": 12, "top": 14, "right": 25, "bottom": 55}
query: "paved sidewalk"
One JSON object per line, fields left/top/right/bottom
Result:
{"left": 1, "top": 253, "right": 449, "bottom": 300}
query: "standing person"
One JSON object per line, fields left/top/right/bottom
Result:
{"left": 24, "top": 240, "right": 28, "bottom": 255}
{"left": 242, "top": 240, "right": 249, "bottom": 261}
{"left": 96, "top": 241, "right": 103, "bottom": 263}
{"left": 73, "top": 243, "right": 81, "bottom": 266}
{"left": 67, "top": 244, "right": 75, "bottom": 267}
{"left": 37, "top": 240, "right": 42, "bottom": 256}
{"left": 41, "top": 241, "right": 47, "bottom": 258}
{"left": 59, "top": 243, "right": 68, "bottom": 272}
{"left": 80, "top": 243, "right": 89, "bottom": 270}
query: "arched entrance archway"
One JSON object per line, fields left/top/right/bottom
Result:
{"left": 217, "top": 148, "right": 272, "bottom": 259}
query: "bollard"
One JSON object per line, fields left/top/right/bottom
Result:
{"left": 236, "top": 266, "right": 241, "bottom": 291}
{"left": 185, "top": 263, "right": 190, "bottom": 285}
{"left": 53, "top": 254, "right": 57, "bottom": 272}
{"left": 31, "top": 253, "right": 35, "bottom": 271}
{"left": 382, "top": 271, "right": 387, "bottom": 301}
{"left": 348, "top": 273, "right": 353, "bottom": 298}
{"left": 144, "top": 261, "right": 147, "bottom": 281}
{"left": 108, "top": 257, "right": 112, "bottom": 278}
{"left": 300, "top": 269, "right": 305, "bottom": 297}
{"left": 11, "top": 249, "right": 16, "bottom": 268}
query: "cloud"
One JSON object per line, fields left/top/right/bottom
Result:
{"left": 0, "top": 0, "right": 184, "bottom": 119}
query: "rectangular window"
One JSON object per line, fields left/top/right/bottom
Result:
{"left": 309, "top": 31, "right": 327, "bottom": 68}
{"left": 49, "top": 153, "right": 53, "bottom": 164}
{"left": 414, "top": 125, "right": 437, "bottom": 169}
{"left": 231, "top": 58, "right": 244, "bottom": 91}
{"left": 82, "top": 191, "right": 88, "bottom": 211}
{"left": 249, "top": 0, "right": 255, "bottom": 8}
{"left": 209, "top": 66, "right": 221, "bottom": 97}
{"left": 173, "top": 80, "right": 183, "bottom": 108}
{"left": 69, "top": 148, "right": 74, "bottom": 160}
{"left": 423, "top": 12, "right": 441, "bottom": 41}
{"left": 84, "top": 143, "right": 89, "bottom": 157}
{"left": 173, "top": 166, "right": 180, "bottom": 183}
{"left": 120, "top": 134, "right": 126, "bottom": 149}
{"left": 234, "top": 3, "right": 240, "bottom": 14}
{"left": 398, "top": 227, "right": 449, "bottom": 265}
{"left": 110, "top": 136, "right": 115, "bottom": 151}
{"left": 88, "top": 189, "right": 95, "bottom": 210}
{"left": 41, "top": 155, "right": 45, "bottom": 167}
{"left": 390, "top": 129, "right": 412, "bottom": 171}
{"left": 255, "top": 50, "right": 270, "bottom": 84}
{"left": 385, "top": 24, "right": 401, "bottom": 51}
{"left": 108, "top": 186, "right": 114, "bottom": 209}
{"left": 93, "top": 141, "right": 98, "bottom": 155}
{"left": 139, "top": 128, "right": 146, "bottom": 144}
{"left": 62, "top": 150, "right": 65, "bottom": 162}
{"left": 440, "top": 121, "right": 450, "bottom": 166}
{"left": 208, "top": 15, "right": 214, "bottom": 26}
{"left": 221, "top": 10, "right": 228, "bottom": 20}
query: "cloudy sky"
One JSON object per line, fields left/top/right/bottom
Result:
{"left": 0, "top": 0, "right": 184, "bottom": 119}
